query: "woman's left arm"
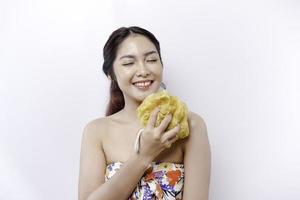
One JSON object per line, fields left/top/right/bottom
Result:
{"left": 182, "top": 112, "right": 211, "bottom": 200}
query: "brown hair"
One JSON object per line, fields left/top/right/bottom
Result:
{"left": 102, "top": 26, "right": 163, "bottom": 116}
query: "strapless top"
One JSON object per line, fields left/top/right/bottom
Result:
{"left": 105, "top": 161, "right": 184, "bottom": 200}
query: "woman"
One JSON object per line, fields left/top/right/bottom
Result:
{"left": 78, "top": 26, "right": 211, "bottom": 200}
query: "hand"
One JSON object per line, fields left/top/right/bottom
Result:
{"left": 137, "top": 106, "right": 181, "bottom": 162}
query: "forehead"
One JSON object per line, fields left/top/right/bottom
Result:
{"left": 116, "top": 35, "right": 157, "bottom": 58}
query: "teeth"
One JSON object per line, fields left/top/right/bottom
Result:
{"left": 134, "top": 81, "right": 152, "bottom": 87}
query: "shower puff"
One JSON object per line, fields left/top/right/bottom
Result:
{"left": 136, "top": 90, "right": 189, "bottom": 139}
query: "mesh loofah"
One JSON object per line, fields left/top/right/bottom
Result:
{"left": 136, "top": 89, "right": 189, "bottom": 139}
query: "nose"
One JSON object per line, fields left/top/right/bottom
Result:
{"left": 136, "top": 62, "right": 150, "bottom": 77}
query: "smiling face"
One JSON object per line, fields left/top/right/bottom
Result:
{"left": 111, "top": 34, "right": 163, "bottom": 103}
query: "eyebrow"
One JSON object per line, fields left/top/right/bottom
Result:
{"left": 119, "top": 50, "right": 158, "bottom": 60}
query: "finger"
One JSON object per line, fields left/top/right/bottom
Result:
{"left": 168, "top": 134, "right": 179, "bottom": 144}
{"left": 146, "top": 106, "right": 161, "bottom": 129}
{"left": 164, "top": 140, "right": 172, "bottom": 148}
{"left": 163, "top": 132, "right": 179, "bottom": 149}
{"left": 160, "top": 124, "right": 180, "bottom": 143}
{"left": 163, "top": 135, "right": 179, "bottom": 149}
{"left": 156, "top": 113, "right": 173, "bottom": 133}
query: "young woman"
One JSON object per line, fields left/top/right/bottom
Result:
{"left": 78, "top": 26, "right": 211, "bottom": 200}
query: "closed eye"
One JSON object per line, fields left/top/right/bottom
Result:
{"left": 147, "top": 59, "right": 157, "bottom": 63}
{"left": 122, "top": 63, "right": 134, "bottom": 66}
{"left": 123, "top": 59, "right": 157, "bottom": 66}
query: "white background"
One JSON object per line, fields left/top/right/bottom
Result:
{"left": 1, "top": 0, "right": 299, "bottom": 199}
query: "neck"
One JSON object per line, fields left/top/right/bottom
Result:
{"left": 119, "top": 100, "right": 142, "bottom": 125}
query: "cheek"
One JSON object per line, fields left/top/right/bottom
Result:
{"left": 152, "top": 65, "right": 163, "bottom": 76}
{"left": 115, "top": 72, "right": 136, "bottom": 88}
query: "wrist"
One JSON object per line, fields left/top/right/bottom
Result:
{"left": 132, "top": 153, "right": 152, "bottom": 169}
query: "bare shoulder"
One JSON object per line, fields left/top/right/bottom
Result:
{"left": 188, "top": 111, "right": 207, "bottom": 128}
{"left": 181, "top": 113, "right": 211, "bottom": 199}
{"left": 79, "top": 117, "right": 110, "bottom": 200}
{"left": 182, "top": 111, "right": 209, "bottom": 151}
{"left": 81, "top": 117, "right": 110, "bottom": 143}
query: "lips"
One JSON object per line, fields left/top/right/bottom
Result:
{"left": 132, "top": 80, "right": 154, "bottom": 84}
{"left": 133, "top": 80, "right": 154, "bottom": 90}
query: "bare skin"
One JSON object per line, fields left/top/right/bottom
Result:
{"left": 78, "top": 109, "right": 210, "bottom": 200}
{"left": 103, "top": 109, "right": 185, "bottom": 165}
{"left": 78, "top": 34, "right": 211, "bottom": 200}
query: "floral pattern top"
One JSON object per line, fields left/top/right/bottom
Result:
{"left": 105, "top": 161, "right": 185, "bottom": 200}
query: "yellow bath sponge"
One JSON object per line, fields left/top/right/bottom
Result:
{"left": 136, "top": 89, "right": 189, "bottom": 139}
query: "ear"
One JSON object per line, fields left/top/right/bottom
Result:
{"left": 107, "top": 75, "right": 112, "bottom": 81}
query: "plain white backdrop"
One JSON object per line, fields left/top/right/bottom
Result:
{"left": 1, "top": 0, "right": 299, "bottom": 199}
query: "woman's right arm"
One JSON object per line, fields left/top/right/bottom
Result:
{"left": 78, "top": 107, "right": 180, "bottom": 200}
{"left": 78, "top": 119, "right": 150, "bottom": 200}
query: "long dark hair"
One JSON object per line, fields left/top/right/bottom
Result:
{"left": 102, "top": 26, "right": 163, "bottom": 116}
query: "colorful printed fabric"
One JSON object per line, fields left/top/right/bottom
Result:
{"left": 105, "top": 161, "right": 184, "bottom": 200}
